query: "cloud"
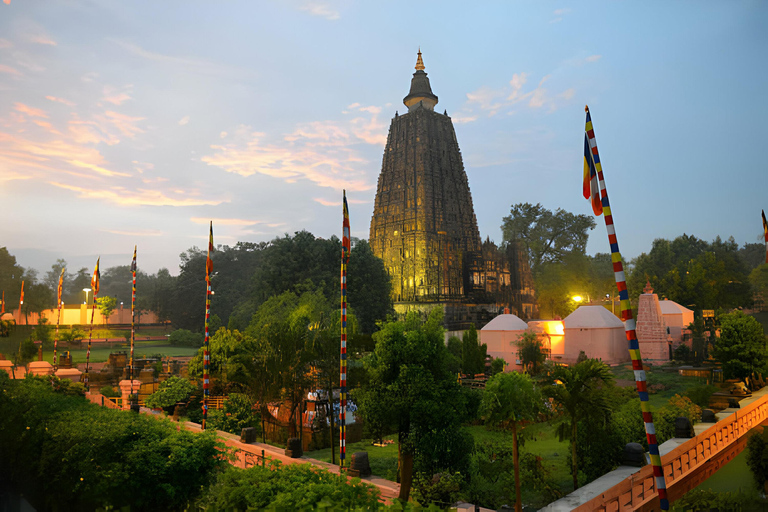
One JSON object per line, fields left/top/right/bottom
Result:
{"left": 15, "top": 102, "right": 48, "bottom": 118}
{"left": 29, "top": 35, "right": 57, "bottom": 46}
{"left": 190, "top": 217, "right": 261, "bottom": 226}
{"left": 0, "top": 64, "right": 22, "bottom": 76}
{"left": 0, "top": 39, "right": 11, "bottom": 49}
{"left": 585, "top": 55, "right": 602, "bottom": 62}
{"left": 45, "top": 95, "right": 76, "bottom": 106}
{"left": 48, "top": 182, "right": 226, "bottom": 207}
{"left": 178, "top": 116, "right": 190, "bottom": 126}
{"left": 550, "top": 7, "right": 571, "bottom": 23}
{"left": 103, "top": 111, "right": 145, "bottom": 138}
{"left": 202, "top": 124, "right": 372, "bottom": 192}
{"left": 102, "top": 85, "right": 133, "bottom": 105}
{"left": 81, "top": 72, "right": 98, "bottom": 83}
{"left": 299, "top": 1, "right": 340, "bottom": 20}
{"left": 102, "top": 229, "right": 164, "bottom": 237}
{"left": 2, "top": 1, "right": 9, "bottom": 5}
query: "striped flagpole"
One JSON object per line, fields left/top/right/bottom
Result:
{"left": 130, "top": 246, "right": 137, "bottom": 400}
{"left": 84, "top": 258, "right": 100, "bottom": 391}
{"left": 584, "top": 106, "right": 668, "bottom": 510}
{"left": 340, "top": 191, "right": 350, "bottom": 468}
{"left": 203, "top": 223, "right": 214, "bottom": 430}
{"left": 53, "top": 268, "right": 65, "bottom": 371}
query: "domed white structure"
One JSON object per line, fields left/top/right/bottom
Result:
{"left": 563, "top": 306, "right": 629, "bottom": 365}
{"left": 480, "top": 314, "right": 528, "bottom": 372}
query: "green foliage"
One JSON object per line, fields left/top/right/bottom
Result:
{"left": 31, "top": 317, "right": 53, "bottom": 347}
{"left": 96, "top": 295, "right": 118, "bottom": 323}
{"left": 59, "top": 326, "right": 86, "bottom": 343}
{"left": 628, "top": 234, "right": 753, "bottom": 310}
{"left": 461, "top": 324, "right": 487, "bottom": 375}
{"left": 144, "top": 376, "right": 195, "bottom": 410}
{"left": 747, "top": 428, "right": 768, "bottom": 491}
{"left": 481, "top": 371, "right": 541, "bottom": 427}
{"left": 16, "top": 337, "right": 38, "bottom": 364}
{"left": 545, "top": 359, "right": 614, "bottom": 490}
{"left": 515, "top": 331, "right": 547, "bottom": 375}
{"left": 199, "top": 462, "right": 381, "bottom": 510}
{"left": 501, "top": 202, "right": 596, "bottom": 273}
{"left": 490, "top": 357, "right": 505, "bottom": 375}
{"left": 411, "top": 471, "right": 464, "bottom": 509}
{"left": 347, "top": 239, "right": 394, "bottom": 334}
{"left": 712, "top": 310, "right": 768, "bottom": 380}
{"left": 206, "top": 393, "right": 260, "bottom": 435}
{"left": 750, "top": 263, "right": 768, "bottom": 299}
{"left": 355, "top": 309, "right": 472, "bottom": 501}
{"left": 0, "top": 373, "right": 223, "bottom": 510}
{"left": 673, "top": 343, "right": 692, "bottom": 363}
{"left": 0, "top": 319, "right": 13, "bottom": 337}
{"left": 169, "top": 328, "right": 204, "bottom": 347}
{"left": 99, "top": 385, "right": 120, "bottom": 397}
{"left": 685, "top": 384, "right": 718, "bottom": 408}
{"left": 671, "top": 488, "right": 764, "bottom": 511}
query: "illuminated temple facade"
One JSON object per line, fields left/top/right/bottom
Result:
{"left": 369, "top": 52, "right": 536, "bottom": 329}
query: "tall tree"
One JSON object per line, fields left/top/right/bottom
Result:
{"left": 461, "top": 324, "right": 487, "bottom": 375}
{"left": 481, "top": 371, "right": 542, "bottom": 512}
{"left": 545, "top": 359, "right": 614, "bottom": 490}
{"left": 628, "top": 234, "right": 752, "bottom": 310}
{"left": 712, "top": 311, "right": 767, "bottom": 380}
{"left": 354, "top": 309, "right": 470, "bottom": 501}
{"left": 0, "top": 248, "right": 25, "bottom": 313}
{"left": 515, "top": 331, "right": 547, "bottom": 375}
{"left": 501, "top": 202, "right": 596, "bottom": 274}
{"left": 347, "top": 239, "right": 393, "bottom": 334}
{"left": 96, "top": 296, "right": 118, "bottom": 325}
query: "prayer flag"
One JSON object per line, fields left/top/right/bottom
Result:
{"left": 583, "top": 112, "right": 603, "bottom": 216}
{"left": 91, "top": 258, "right": 100, "bottom": 294}
{"left": 206, "top": 222, "right": 214, "bottom": 280}
{"left": 57, "top": 268, "right": 65, "bottom": 305}
{"left": 19, "top": 280, "right": 24, "bottom": 305}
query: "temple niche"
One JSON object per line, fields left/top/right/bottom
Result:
{"left": 369, "top": 51, "right": 536, "bottom": 329}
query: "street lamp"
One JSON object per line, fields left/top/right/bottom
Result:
{"left": 572, "top": 295, "right": 583, "bottom": 303}
{"left": 83, "top": 288, "right": 91, "bottom": 305}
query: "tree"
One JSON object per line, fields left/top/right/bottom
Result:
{"left": 480, "top": 371, "right": 542, "bottom": 512}
{"left": 144, "top": 376, "right": 195, "bottom": 411}
{"left": 69, "top": 267, "right": 92, "bottom": 304}
{"left": 354, "top": 309, "right": 471, "bottom": 501}
{"left": 347, "top": 239, "right": 393, "bottom": 334}
{"left": 461, "top": 324, "right": 487, "bottom": 375}
{"left": 0, "top": 247, "right": 24, "bottom": 312}
{"left": 96, "top": 296, "right": 118, "bottom": 324}
{"left": 747, "top": 428, "right": 768, "bottom": 493}
{"left": 739, "top": 242, "right": 766, "bottom": 272}
{"left": 750, "top": 263, "right": 768, "bottom": 300}
{"left": 545, "top": 359, "right": 614, "bottom": 490}
{"left": 501, "top": 202, "right": 596, "bottom": 274}
{"left": 628, "top": 235, "right": 752, "bottom": 310}
{"left": 712, "top": 311, "right": 767, "bottom": 380}
{"left": 515, "top": 331, "right": 547, "bottom": 375}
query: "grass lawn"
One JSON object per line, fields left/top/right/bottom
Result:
{"left": 610, "top": 365, "right": 711, "bottom": 409}
{"left": 309, "top": 435, "right": 400, "bottom": 481}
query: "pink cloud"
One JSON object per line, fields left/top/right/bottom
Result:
{"left": 48, "top": 182, "right": 226, "bottom": 207}
{"left": 14, "top": 103, "right": 48, "bottom": 118}
{"left": 29, "top": 35, "right": 56, "bottom": 46}
{"left": 0, "top": 64, "right": 21, "bottom": 76}
{"left": 45, "top": 95, "right": 76, "bottom": 106}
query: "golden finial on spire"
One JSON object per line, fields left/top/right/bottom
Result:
{"left": 415, "top": 47, "right": 425, "bottom": 71}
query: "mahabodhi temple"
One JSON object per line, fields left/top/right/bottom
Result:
{"left": 369, "top": 51, "right": 536, "bottom": 330}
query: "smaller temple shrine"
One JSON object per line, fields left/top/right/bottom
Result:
{"left": 635, "top": 281, "right": 671, "bottom": 361}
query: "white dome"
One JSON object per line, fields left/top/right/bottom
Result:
{"left": 659, "top": 299, "right": 693, "bottom": 315}
{"left": 564, "top": 306, "right": 624, "bottom": 329}
{"left": 481, "top": 314, "right": 528, "bottom": 331}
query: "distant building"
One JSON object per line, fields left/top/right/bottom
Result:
{"left": 369, "top": 51, "right": 536, "bottom": 329}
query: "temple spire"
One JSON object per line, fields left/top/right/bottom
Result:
{"left": 415, "top": 48, "right": 425, "bottom": 71}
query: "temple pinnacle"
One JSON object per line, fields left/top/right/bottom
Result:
{"left": 415, "top": 48, "right": 425, "bottom": 71}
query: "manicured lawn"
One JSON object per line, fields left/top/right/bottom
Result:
{"left": 610, "top": 365, "right": 711, "bottom": 409}
{"left": 309, "top": 435, "right": 400, "bottom": 481}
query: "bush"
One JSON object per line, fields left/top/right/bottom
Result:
{"left": 99, "top": 385, "right": 120, "bottom": 398}
{"left": 144, "top": 376, "right": 195, "bottom": 410}
{"left": 490, "top": 357, "right": 505, "bottom": 375}
{"left": 0, "top": 373, "right": 223, "bottom": 510}
{"left": 412, "top": 471, "right": 464, "bottom": 508}
{"left": 198, "top": 462, "right": 381, "bottom": 510}
{"left": 168, "top": 329, "right": 204, "bottom": 347}
{"left": 656, "top": 395, "right": 702, "bottom": 444}
{"left": 206, "top": 393, "right": 260, "bottom": 435}
{"left": 685, "top": 384, "right": 718, "bottom": 409}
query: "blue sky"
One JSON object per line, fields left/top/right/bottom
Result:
{"left": 1, "top": 1, "right": 766, "bottom": 276}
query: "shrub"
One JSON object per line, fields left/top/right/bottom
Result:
{"left": 685, "top": 384, "right": 718, "bottom": 409}
{"left": 168, "top": 329, "right": 204, "bottom": 347}
{"left": 99, "top": 385, "right": 120, "bottom": 398}
{"left": 199, "top": 462, "right": 381, "bottom": 510}
{"left": 206, "top": 393, "right": 260, "bottom": 435}
{"left": 144, "top": 376, "right": 195, "bottom": 410}
{"left": 0, "top": 373, "right": 223, "bottom": 510}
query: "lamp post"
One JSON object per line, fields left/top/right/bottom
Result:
{"left": 83, "top": 288, "right": 92, "bottom": 305}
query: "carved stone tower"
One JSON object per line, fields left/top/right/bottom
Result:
{"left": 369, "top": 51, "right": 482, "bottom": 304}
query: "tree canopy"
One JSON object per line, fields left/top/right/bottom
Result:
{"left": 501, "top": 202, "right": 596, "bottom": 274}
{"left": 712, "top": 310, "right": 767, "bottom": 380}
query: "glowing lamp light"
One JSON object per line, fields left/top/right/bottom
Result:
{"left": 572, "top": 295, "right": 583, "bottom": 303}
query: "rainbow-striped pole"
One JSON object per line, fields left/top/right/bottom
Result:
{"left": 340, "top": 191, "right": 350, "bottom": 468}
{"left": 83, "top": 258, "right": 100, "bottom": 391}
{"left": 203, "top": 223, "right": 214, "bottom": 429}
{"left": 130, "top": 246, "right": 137, "bottom": 399}
{"left": 583, "top": 106, "right": 668, "bottom": 509}
{"left": 53, "top": 268, "right": 64, "bottom": 371}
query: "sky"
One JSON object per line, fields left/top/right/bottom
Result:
{"left": 1, "top": 1, "right": 766, "bottom": 277}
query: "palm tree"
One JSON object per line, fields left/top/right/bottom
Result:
{"left": 481, "top": 371, "right": 542, "bottom": 512}
{"left": 546, "top": 359, "right": 614, "bottom": 490}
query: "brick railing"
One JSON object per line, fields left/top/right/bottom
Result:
{"left": 573, "top": 391, "right": 768, "bottom": 511}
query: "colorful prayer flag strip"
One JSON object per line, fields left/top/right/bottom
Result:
{"left": 203, "top": 222, "right": 213, "bottom": 429}
{"left": 582, "top": 106, "right": 668, "bottom": 510}
{"left": 340, "top": 191, "right": 350, "bottom": 468}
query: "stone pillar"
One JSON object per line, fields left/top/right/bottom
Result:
{"left": 27, "top": 361, "right": 54, "bottom": 376}
{"left": 55, "top": 368, "right": 82, "bottom": 383}
{"left": 119, "top": 379, "right": 142, "bottom": 410}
